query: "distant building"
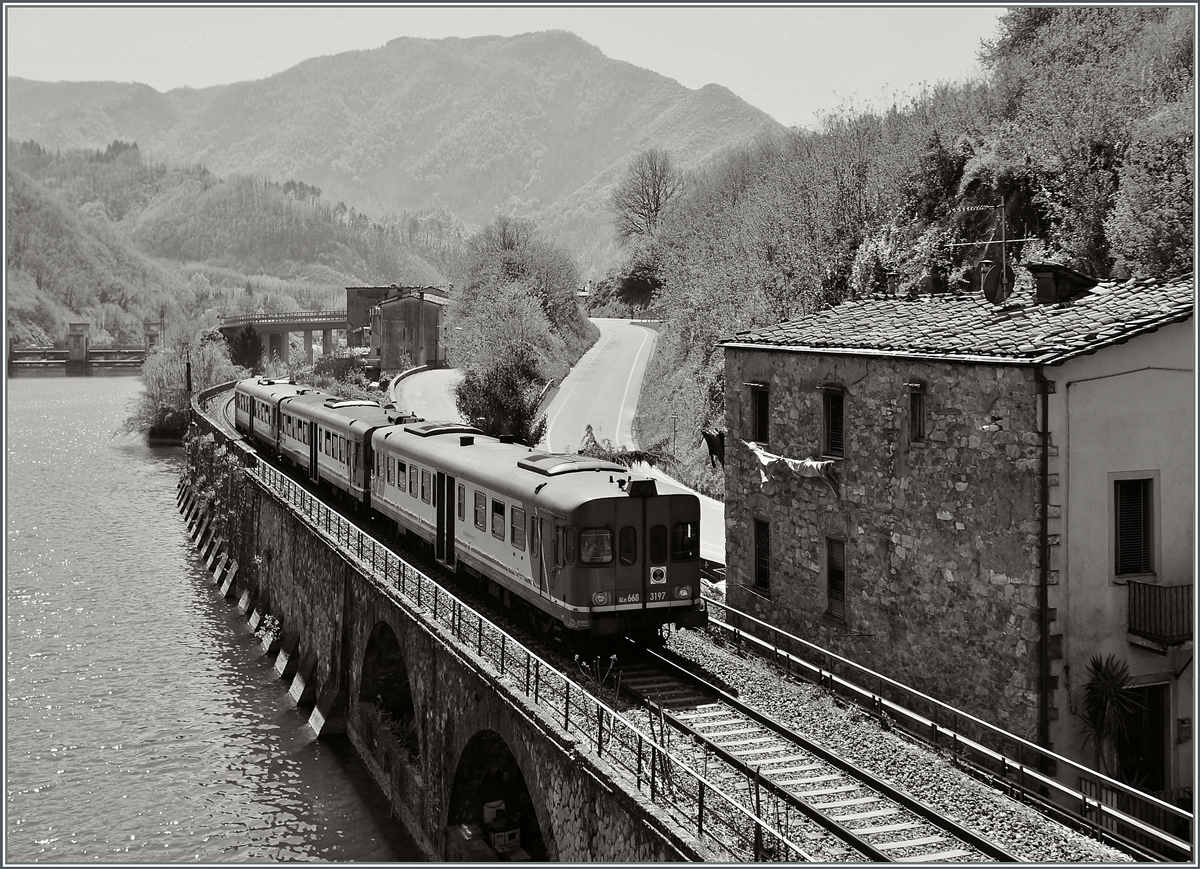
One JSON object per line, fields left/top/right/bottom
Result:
{"left": 345, "top": 285, "right": 449, "bottom": 374}
{"left": 720, "top": 266, "right": 1194, "bottom": 801}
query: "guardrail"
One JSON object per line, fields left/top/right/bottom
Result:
{"left": 246, "top": 460, "right": 811, "bottom": 862}
{"left": 703, "top": 597, "right": 1193, "bottom": 861}
{"left": 220, "top": 310, "right": 348, "bottom": 328}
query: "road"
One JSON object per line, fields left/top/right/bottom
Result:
{"left": 542, "top": 318, "right": 656, "bottom": 453}
{"left": 393, "top": 319, "right": 726, "bottom": 565}
{"left": 392, "top": 367, "right": 465, "bottom": 422}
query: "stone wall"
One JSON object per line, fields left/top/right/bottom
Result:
{"left": 206, "top": 464, "right": 702, "bottom": 861}
{"left": 724, "top": 348, "right": 1047, "bottom": 739}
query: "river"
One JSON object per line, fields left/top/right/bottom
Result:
{"left": 5, "top": 373, "right": 422, "bottom": 862}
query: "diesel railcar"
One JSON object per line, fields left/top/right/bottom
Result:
{"left": 371, "top": 422, "right": 707, "bottom": 639}
{"left": 231, "top": 376, "right": 708, "bottom": 640}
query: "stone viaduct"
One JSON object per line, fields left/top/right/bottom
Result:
{"left": 179, "top": 406, "right": 719, "bottom": 862}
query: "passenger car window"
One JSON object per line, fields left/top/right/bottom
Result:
{"left": 474, "top": 492, "right": 486, "bottom": 530}
{"left": 511, "top": 508, "right": 526, "bottom": 551}
{"left": 491, "top": 500, "right": 505, "bottom": 540}
{"left": 671, "top": 522, "right": 699, "bottom": 560}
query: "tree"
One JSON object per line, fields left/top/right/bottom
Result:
{"left": 1106, "top": 101, "right": 1194, "bottom": 278}
{"left": 454, "top": 346, "right": 547, "bottom": 447}
{"left": 226, "top": 324, "right": 263, "bottom": 373}
{"left": 610, "top": 148, "right": 684, "bottom": 245}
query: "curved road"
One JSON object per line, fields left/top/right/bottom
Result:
{"left": 394, "top": 319, "right": 725, "bottom": 564}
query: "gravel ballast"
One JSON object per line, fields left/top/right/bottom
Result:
{"left": 663, "top": 616, "right": 1136, "bottom": 863}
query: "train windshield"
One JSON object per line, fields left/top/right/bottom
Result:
{"left": 579, "top": 529, "right": 613, "bottom": 565}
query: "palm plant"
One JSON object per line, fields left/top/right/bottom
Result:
{"left": 1079, "top": 653, "right": 1143, "bottom": 781}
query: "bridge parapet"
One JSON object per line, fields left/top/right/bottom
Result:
{"left": 220, "top": 310, "right": 348, "bottom": 329}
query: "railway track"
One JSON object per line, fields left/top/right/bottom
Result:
{"left": 613, "top": 644, "right": 1019, "bottom": 863}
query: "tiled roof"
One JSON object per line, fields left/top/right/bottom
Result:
{"left": 722, "top": 273, "right": 1194, "bottom": 365}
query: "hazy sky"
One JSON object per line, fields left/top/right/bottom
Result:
{"left": 5, "top": 4, "right": 1005, "bottom": 129}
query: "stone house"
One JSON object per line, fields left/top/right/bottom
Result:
{"left": 719, "top": 266, "right": 1193, "bottom": 800}
{"left": 346, "top": 285, "right": 450, "bottom": 373}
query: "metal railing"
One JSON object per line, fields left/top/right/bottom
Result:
{"left": 220, "top": 310, "right": 347, "bottom": 328}
{"left": 246, "top": 462, "right": 811, "bottom": 862}
{"left": 703, "top": 597, "right": 1193, "bottom": 861}
{"left": 1128, "top": 581, "right": 1193, "bottom": 646}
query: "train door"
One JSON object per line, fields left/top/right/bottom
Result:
{"left": 307, "top": 422, "right": 319, "bottom": 482}
{"left": 435, "top": 472, "right": 455, "bottom": 569}
{"left": 644, "top": 496, "right": 673, "bottom": 613}
{"left": 531, "top": 514, "right": 546, "bottom": 596}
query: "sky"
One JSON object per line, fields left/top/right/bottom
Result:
{"left": 4, "top": 4, "right": 1006, "bottom": 129}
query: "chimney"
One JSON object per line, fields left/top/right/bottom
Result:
{"left": 1025, "top": 261, "right": 1099, "bottom": 304}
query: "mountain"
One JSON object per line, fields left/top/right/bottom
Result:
{"left": 6, "top": 31, "right": 784, "bottom": 273}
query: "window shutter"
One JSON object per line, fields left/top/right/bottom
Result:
{"left": 827, "top": 538, "right": 846, "bottom": 619}
{"left": 825, "top": 392, "right": 844, "bottom": 457}
{"left": 1115, "top": 480, "right": 1151, "bottom": 574}
{"left": 754, "top": 520, "right": 770, "bottom": 590}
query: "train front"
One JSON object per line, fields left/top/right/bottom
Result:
{"left": 561, "top": 475, "right": 708, "bottom": 640}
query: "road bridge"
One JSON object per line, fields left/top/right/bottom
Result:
{"left": 219, "top": 311, "right": 349, "bottom": 364}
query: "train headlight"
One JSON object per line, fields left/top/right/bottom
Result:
{"left": 592, "top": 591, "right": 610, "bottom": 606}
{"left": 675, "top": 585, "right": 692, "bottom": 600}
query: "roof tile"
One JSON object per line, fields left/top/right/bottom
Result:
{"left": 723, "top": 274, "right": 1194, "bottom": 364}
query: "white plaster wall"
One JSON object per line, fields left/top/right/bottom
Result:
{"left": 1048, "top": 318, "right": 1194, "bottom": 790}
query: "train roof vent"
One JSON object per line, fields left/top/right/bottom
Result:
{"left": 403, "top": 421, "right": 484, "bottom": 438}
{"left": 516, "top": 453, "right": 628, "bottom": 476}
{"left": 324, "top": 399, "right": 378, "bottom": 409}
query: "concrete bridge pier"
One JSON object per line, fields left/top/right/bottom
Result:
{"left": 322, "top": 329, "right": 333, "bottom": 357}
{"left": 304, "top": 330, "right": 314, "bottom": 365}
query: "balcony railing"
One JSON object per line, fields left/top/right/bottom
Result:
{"left": 1128, "top": 580, "right": 1193, "bottom": 646}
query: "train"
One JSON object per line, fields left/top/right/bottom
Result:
{"left": 234, "top": 376, "right": 708, "bottom": 642}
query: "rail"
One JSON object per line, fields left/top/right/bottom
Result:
{"left": 220, "top": 310, "right": 348, "bottom": 328}
{"left": 246, "top": 461, "right": 811, "bottom": 862}
{"left": 702, "top": 596, "right": 1193, "bottom": 861}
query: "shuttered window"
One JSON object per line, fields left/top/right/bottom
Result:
{"left": 827, "top": 538, "right": 846, "bottom": 620}
{"left": 751, "top": 385, "right": 770, "bottom": 444}
{"left": 824, "top": 391, "right": 844, "bottom": 458}
{"left": 909, "top": 390, "right": 926, "bottom": 443}
{"left": 1115, "top": 479, "right": 1152, "bottom": 575}
{"left": 753, "top": 520, "right": 770, "bottom": 590}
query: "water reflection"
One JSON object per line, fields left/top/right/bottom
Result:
{"left": 6, "top": 375, "right": 421, "bottom": 862}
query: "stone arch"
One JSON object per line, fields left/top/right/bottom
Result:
{"left": 359, "top": 622, "right": 420, "bottom": 760}
{"left": 447, "top": 729, "right": 552, "bottom": 861}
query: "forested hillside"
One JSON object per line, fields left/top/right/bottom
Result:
{"left": 625, "top": 7, "right": 1194, "bottom": 498}
{"left": 6, "top": 30, "right": 782, "bottom": 275}
{"left": 6, "top": 138, "right": 450, "bottom": 346}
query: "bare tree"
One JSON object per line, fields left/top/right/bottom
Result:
{"left": 610, "top": 149, "right": 684, "bottom": 245}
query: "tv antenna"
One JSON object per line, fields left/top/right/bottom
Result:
{"left": 946, "top": 197, "right": 1040, "bottom": 305}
